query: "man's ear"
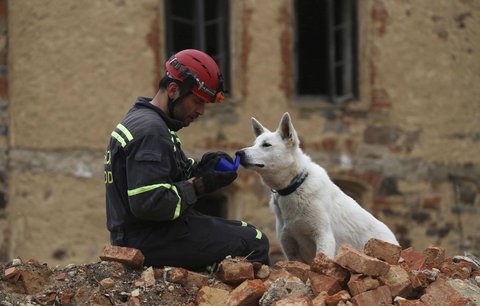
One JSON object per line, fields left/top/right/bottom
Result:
{"left": 251, "top": 117, "right": 268, "bottom": 137}
{"left": 277, "top": 112, "right": 299, "bottom": 146}
{"left": 167, "top": 82, "right": 180, "bottom": 100}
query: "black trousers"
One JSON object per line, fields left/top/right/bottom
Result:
{"left": 112, "top": 211, "right": 270, "bottom": 271}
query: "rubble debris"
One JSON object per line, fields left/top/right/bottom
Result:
{"left": 0, "top": 238, "right": 479, "bottom": 305}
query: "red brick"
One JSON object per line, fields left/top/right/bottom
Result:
{"left": 423, "top": 246, "right": 445, "bottom": 268}
{"left": 311, "top": 252, "right": 350, "bottom": 285}
{"left": 439, "top": 258, "right": 472, "bottom": 279}
{"left": 325, "top": 290, "right": 351, "bottom": 306}
{"left": 60, "top": 289, "right": 74, "bottom": 306}
{"left": 335, "top": 245, "right": 390, "bottom": 276}
{"left": 400, "top": 247, "right": 427, "bottom": 271}
{"left": 309, "top": 272, "right": 342, "bottom": 296}
{"left": 420, "top": 277, "right": 480, "bottom": 306}
{"left": 396, "top": 299, "right": 428, "bottom": 306}
{"left": 196, "top": 286, "right": 230, "bottom": 306}
{"left": 4, "top": 267, "right": 19, "bottom": 279}
{"left": 351, "top": 285, "right": 392, "bottom": 306}
{"left": 185, "top": 271, "right": 209, "bottom": 291}
{"left": 364, "top": 238, "right": 401, "bottom": 265}
{"left": 99, "top": 245, "right": 145, "bottom": 269}
{"left": 407, "top": 268, "right": 437, "bottom": 289}
{"left": 264, "top": 266, "right": 300, "bottom": 288}
{"left": 347, "top": 274, "right": 380, "bottom": 296}
{"left": 217, "top": 258, "right": 254, "bottom": 286}
{"left": 226, "top": 279, "right": 266, "bottom": 306}
{"left": 379, "top": 265, "right": 412, "bottom": 297}
{"left": 311, "top": 292, "right": 328, "bottom": 306}
{"left": 274, "top": 260, "right": 311, "bottom": 282}
{"left": 165, "top": 267, "right": 189, "bottom": 285}
{"left": 272, "top": 296, "right": 313, "bottom": 306}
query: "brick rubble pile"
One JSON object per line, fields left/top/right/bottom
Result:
{"left": 1, "top": 238, "right": 480, "bottom": 305}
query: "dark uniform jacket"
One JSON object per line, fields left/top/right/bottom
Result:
{"left": 104, "top": 97, "right": 197, "bottom": 238}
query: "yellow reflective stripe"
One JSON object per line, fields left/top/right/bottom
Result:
{"left": 117, "top": 123, "right": 133, "bottom": 141}
{"left": 255, "top": 229, "right": 262, "bottom": 240}
{"left": 241, "top": 221, "right": 247, "bottom": 227}
{"left": 188, "top": 158, "right": 196, "bottom": 166}
{"left": 111, "top": 131, "right": 127, "bottom": 148}
{"left": 127, "top": 183, "right": 181, "bottom": 220}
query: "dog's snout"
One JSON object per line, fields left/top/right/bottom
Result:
{"left": 235, "top": 150, "right": 246, "bottom": 159}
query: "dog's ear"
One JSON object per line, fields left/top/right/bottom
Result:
{"left": 277, "top": 112, "right": 299, "bottom": 146}
{"left": 251, "top": 117, "right": 267, "bottom": 137}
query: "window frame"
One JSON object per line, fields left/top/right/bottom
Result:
{"left": 164, "top": 0, "right": 230, "bottom": 91}
{"left": 293, "top": 0, "right": 358, "bottom": 106}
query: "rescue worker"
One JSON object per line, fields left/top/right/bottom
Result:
{"left": 104, "top": 49, "right": 270, "bottom": 270}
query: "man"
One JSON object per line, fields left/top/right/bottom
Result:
{"left": 104, "top": 49, "right": 270, "bottom": 270}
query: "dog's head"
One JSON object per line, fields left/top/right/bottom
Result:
{"left": 237, "top": 112, "right": 300, "bottom": 173}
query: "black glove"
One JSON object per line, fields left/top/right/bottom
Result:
{"left": 193, "top": 156, "right": 237, "bottom": 195}
{"left": 193, "top": 151, "right": 233, "bottom": 177}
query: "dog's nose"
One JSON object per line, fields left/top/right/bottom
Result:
{"left": 235, "top": 150, "right": 245, "bottom": 160}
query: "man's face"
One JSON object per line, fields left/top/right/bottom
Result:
{"left": 173, "top": 93, "right": 206, "bottom": 126}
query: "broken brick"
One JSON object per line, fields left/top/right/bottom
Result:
{"left": 4, "top": 267, "right": 19, "bottom": 279}
{"left": 165, "top": 267, "right": 189, "bottom": 285}
{"left": 364, "top": 238, "right": 401, "bottom": 265}
{"left": 400, "top": 247, "right": 427, "bottom": 271}
{"left": 226, "top": 279, "right": 266, "bottom": 306}
{"left": 351, "top": 285, "right": 392, "bottom": 306}
{"left": 217, "top": 258, "right": 254, "bottom": 286}
{"left": 347, "top": 274, "right": 380, "bottom": 296}
{"left": 423, "top": 246, "right": 445, "bottom": 268}
{"left": 439, "top": 258, "right": 473, "bottom": 279}
{"left": 420, "top": 277, "right": 480, "bottom": 306}
{"left": 274, "top": 260, "right": 311, "bottom": 282}
{"left": 184, "top": 270, "right": 209, "bottom": 293}
{"left": 396, "top": 299, "right": 428, "bottom": 306}
{"left": 335, "top": 244, "right": 390, "bottom": 276}
{"left": 379, "top": 265, "right": 412, "bottom": 297}
{"left": 311, "top": 291, "right": 328, "bottom": 306}
{"left": 196, "top": 286, "right": 230, "bottom": 305}
{"left": 60, "top": 289, "right": 75, "bottom": 306}
{"left": 99, "top": 245, "right": 145, "bottom": 269}
{"left": 325, "top": 290, "right": 351, "bottom": 306}
{"left": 311, "top": 252, "right": 350, "bottom": 285}
{"left": 309, "top": 271, "right": 342, "bottom": 295}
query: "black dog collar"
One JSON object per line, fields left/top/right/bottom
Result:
{"left": 274, "top": 170, "right": 309, "bottom": 196}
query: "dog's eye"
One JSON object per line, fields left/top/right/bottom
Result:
{"left": 262, "top": 143, "right": 272, "bottom": 147}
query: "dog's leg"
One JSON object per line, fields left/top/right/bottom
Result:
{"left": 314, "top": 230, "right": 336, "bottom": 259}
{"left": 280, "top": 233, "right": 303, "bottom": 261}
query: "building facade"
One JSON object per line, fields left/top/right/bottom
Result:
{"left": 0, "top": 0, "right": 479, "bottom": 265}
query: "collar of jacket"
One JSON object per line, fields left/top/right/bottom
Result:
{"left": 273, "top": 170, "right": 309, "bottom": 196}
{"left": 135, "top": 97, "right": 184, "bottom": 132}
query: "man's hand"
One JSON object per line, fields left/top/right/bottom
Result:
{"left": 192, "top": 155, "right": 237, "bottom": 195}
{"left": 193, "top": 151, "right": 233, "bottom": 177}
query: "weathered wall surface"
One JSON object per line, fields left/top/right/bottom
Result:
{"left": 2, "top": 0, "right": 479, "bottom": 265}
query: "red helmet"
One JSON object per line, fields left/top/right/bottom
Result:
{"left": 165, "top": 49, "right": 225, "bottom": 103}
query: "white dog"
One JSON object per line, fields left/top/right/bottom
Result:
{"left": 237, "top": 112, "right": 399, "bottom": 263}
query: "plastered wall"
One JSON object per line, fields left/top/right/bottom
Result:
{"left": 3, "top": 0, "right": 479, "bottom": 265}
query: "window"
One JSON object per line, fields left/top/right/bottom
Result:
{"left": 165, "top": 0, "right": 230, "bottom": 90}
{"left": 294, "top": 0, "right": 357, "bottom": 104}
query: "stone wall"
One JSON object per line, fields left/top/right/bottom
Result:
{"left": 2, "top": 0, "right": 479, "bottom": 265}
